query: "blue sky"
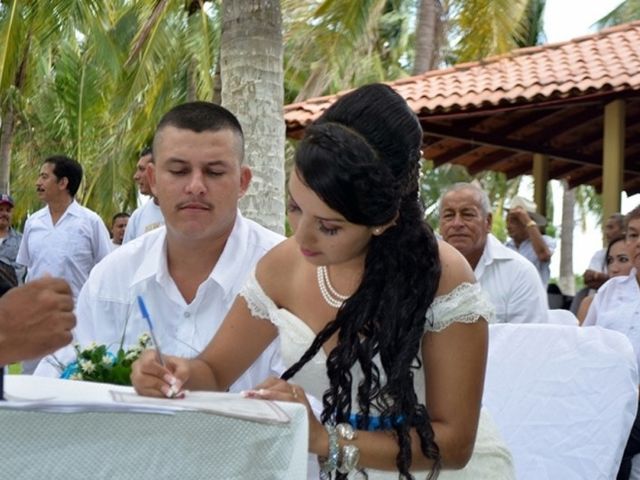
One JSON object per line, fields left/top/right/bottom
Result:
{"left": 544, "top": 0, "right": 624, "bottom": 43}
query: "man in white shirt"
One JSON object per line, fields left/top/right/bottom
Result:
{"left": 36, "top": 102, "right": 285, "bottom": 393}
{"left": 439, "top": 183, "right": 548, "bottom": 323}
{"left": 110, "top": 212, "right": 129, "bottom": 250}
{"left": 16, "top": 155, "right": 112, "bottom": 373}
{"left": 505, "top": 196, "right": 556, "bottom": 287}
{"left": 16, "top": 155, "right": 112, "bottom": 300}
{"left": 583, "top": 205, "right": 640, "bottom": 479}
{"left": 582, "top": 212, "right": 625, "bottom": 290}
{"left": 123, "top": 148, "right": 164, "bottom": 243}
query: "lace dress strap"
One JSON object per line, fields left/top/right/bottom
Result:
{"left": 425, "top": 282, "right": 494, "bottom": 332}
{"left": 238, "top": 268, "right": 277, "bottom": 321}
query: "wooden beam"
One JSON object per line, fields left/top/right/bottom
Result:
{"left": 602, "top": 99, "right": 625, "bottom": 219}
{"left": 574, "top": 111, "right": 640, "bottom": 153}
{"left": 467, "top": 150, "right": 517, "bottom": 175}
{"left": 567, "top": 168, "right": 602, "bottom": 189}
{"left": 526, "top": 108, "right": 597, "bottom": 144}
{"left": 503, "top": 159, "right": 533, "bottom": 179}
{"left": 550, "top": 162, "right": 579, "bottom": 180}
{"left": 422, "top": 121, "right": 600, "bottom": 167}
{"left": 477, "top": 108, "right": 563, "bottom": 136}
{"left": 533, "top": 154, "right": 549, "bottom": 217}
{"left": 431, "top": 144, "right": 480, "bottom": 166}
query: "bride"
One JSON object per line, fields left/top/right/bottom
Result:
{"left": 132, "top": 83, "right": 514, "bottom": 479}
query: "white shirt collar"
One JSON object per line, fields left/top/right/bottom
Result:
{"left": 128, "top": 211, "right": 249, "bottom": 298}
{"left": 475, "top": 234, "right": 514, "bottom": 278}
{"left": 210, "top": 212, "right": 250, "bottom": 298}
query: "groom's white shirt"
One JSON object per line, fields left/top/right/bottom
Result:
{"left": 36, "top": 212, "right": 285, "bottom": 393}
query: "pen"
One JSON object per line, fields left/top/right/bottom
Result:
{"left": 136, "top": 295, "right": 182, "bottom": 398}
{"left": 136, "top": 295, "right": 166, "bottom": 368}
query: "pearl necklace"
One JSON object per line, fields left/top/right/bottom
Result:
{"left": 317, "top": 265, "right": 350, "bottom": 308}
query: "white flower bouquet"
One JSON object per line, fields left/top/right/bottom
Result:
{"left": 59, "top": 333, "right": 151, "bottom": 385}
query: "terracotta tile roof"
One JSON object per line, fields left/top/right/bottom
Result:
{"left": 285, "top": 20, "right": 640, "bottom": 131}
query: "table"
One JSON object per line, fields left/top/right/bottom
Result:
{"left": 0, "top": 375, "right": 309, "bottom": 479}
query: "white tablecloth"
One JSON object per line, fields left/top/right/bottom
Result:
{"left": 0, "top": 375, "right": 309, "bottom": 479}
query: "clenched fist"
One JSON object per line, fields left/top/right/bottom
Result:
{"left": 0, "top": 277, "right": 75, "bottom": 365}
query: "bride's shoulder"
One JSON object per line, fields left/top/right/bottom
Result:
{"left": 435, "top": 239, "right": 477, "bottom": 297}
{"left": 255, "top": 238, "right": 304, "bottom": 297}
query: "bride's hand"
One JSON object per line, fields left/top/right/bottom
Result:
{"left": 243, "top": 377, "right": 327, "bottom": 455}
{"left": 131, "top": 349, "right": 190, "bottom": 398}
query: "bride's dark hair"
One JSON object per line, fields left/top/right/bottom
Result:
{"left": 281, "top": 84, "right": 442, "bottom": 479}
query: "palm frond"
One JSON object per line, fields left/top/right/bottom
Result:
{"left": 594, "top": 0, "right": 640, "bottom": 29}
{"left": 447, "top": 0, "right": 530, "bottom": 61}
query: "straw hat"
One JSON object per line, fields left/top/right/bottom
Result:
{"left": 507, "top": 196, "right": 547, "bottom": 227}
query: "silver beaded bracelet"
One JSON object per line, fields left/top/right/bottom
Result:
{"left": 336, "top": 423, "right": 360, "bottom": 474}
{"left": 320, "top": 424, "right": 339, "bottom": 473}
{"left": 338, "top": 444, "right": 361, "bottom": 474}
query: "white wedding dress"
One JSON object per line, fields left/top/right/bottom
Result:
{"left": 240, "top": 270, "right": 515, "bottom": 479}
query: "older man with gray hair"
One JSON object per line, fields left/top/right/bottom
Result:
{"left": 439, "top": 182, "right": 548, "bottom": 323}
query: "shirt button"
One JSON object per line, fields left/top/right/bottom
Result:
{"left": 184, "top": 312, "right": 191, "bottom": 318}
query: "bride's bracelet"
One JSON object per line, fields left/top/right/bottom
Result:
{"left": 336, "top": 423, "right": 360, "bottom": 473}
{"left": 319, "top": 424, "right": 339, "bottom": 473}
{"left": 319, "top": 422, "right": 361, "bottom": 475}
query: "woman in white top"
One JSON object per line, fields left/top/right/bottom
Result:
{"left": 577, "top": 235, "right": 632, "bottom": 324}
{"left": 583, "top": 206, "right": 640, "bottom": 480}
{"left": 132, "top": 84, "right": 514, "bottom": 479}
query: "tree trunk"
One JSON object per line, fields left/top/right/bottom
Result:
{"left": 212, "top": 49, "right": 222, "bottom": 105}
{"left": 0, "top": 34, "right": 30, "bottom": 195}
{"left": 0, "top": 105, "right": 15, "bottom": 194}
{"left": 559, "top": 180, "right": 575, "bottom": 295}
{"left": 220, "top": 0, "right": 285, "bottom": 234}
{"left": 412, "top": 0, "right": 442, "bottom": 74}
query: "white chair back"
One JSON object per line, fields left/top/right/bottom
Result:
{"left": 547, "top": 308, "right": 579, "bottom": 325}
{"left": 484, "top": 324, "right": 639, "bottom": 480}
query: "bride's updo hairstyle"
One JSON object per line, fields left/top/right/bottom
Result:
{"left": 281, "top": 84, "right": 442, "bottom": 479}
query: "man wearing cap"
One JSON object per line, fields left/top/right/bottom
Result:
{"left": 439, "top": 183, "right": 548, "bottom": 323}
{"left": 505, "top": 196, "right": 556, "bottom": 287}
{"left": 0, "top": 194, "right": 23, "bottom": 289}
{"left": 123, "top": 148, "right": 164, "bottom": 243}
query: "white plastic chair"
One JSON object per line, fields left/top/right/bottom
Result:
{"left": 547, "top": 308, "right": 579, "bottom": 325}
{"left": 484, "top": 323, "right": 639, "bottom": 480}
{"left": 632, "top": 455, "right": 640, "bottom": 479}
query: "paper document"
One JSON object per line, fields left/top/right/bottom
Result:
{"left": 0, "top": 397, "right": 181, "bottom": 415}
{"left": 110, "top": 390, "right": 291, "bottom": 424}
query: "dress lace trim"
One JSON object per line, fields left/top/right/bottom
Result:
{"left": 239, "top": 269, "right": 494, "bottom": 333}
{"left": 426, "top": 282, "right": 494, "bottom": 332}
{"left": 239, "top": 269, "right": 276, "bottom": 320}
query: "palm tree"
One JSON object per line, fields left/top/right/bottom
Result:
{"left": 220, "top": 1, "right": 285, "bottom": 234}
{"left": 0, "top": 0, "right": 106, "bottom": 195}
{"left": 3, "top": 0, "right": 223, "bottom": 225}
{"left": 412, "top": 0, "right": 443, "bottom": 74}
{"left": 444, "top": 0, "right": 531, "bottom": 62}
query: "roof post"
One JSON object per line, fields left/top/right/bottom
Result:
{"left": 602, "top": 99, "right": 625, "bottom": 221}
{"left": 533, "top": 153, "right": 549, "bottom": 218}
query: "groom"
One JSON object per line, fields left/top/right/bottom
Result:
{"left": 36, "top": 101, "right": 284, "bottom": 392}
